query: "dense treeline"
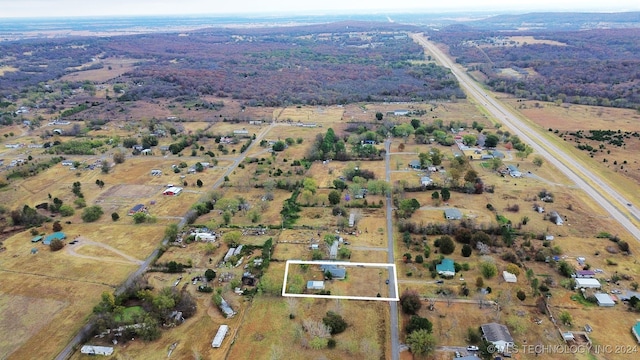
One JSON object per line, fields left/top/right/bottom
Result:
{"left": 110, "top": 26, "right": 463, "bottom": 105}
{"left": 0, "top": 21, "right": 464, "bottom": 107}
{"left": 430, "top": 27, "right": 640, "bottom": 109}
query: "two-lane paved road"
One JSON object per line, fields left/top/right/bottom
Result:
{"left": 385, "top": 139, "right": 401, "bottom": 360}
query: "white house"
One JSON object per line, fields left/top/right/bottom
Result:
{"left": 502, "top": 271, "right": 517, "bottom": 283}
{"left": 481, "top": 323, "right": 514, "bottom": 352}
{"left": 421, "top": 176, "right": 433, "bottom": 186}
{"left": 348, "top": 213, "right": 355, "bottom": 227}
{"left": 80, "top": 345, "right": 114, "bottom": 356}
{"left": 212, "top": 325, "right": 229, "bottom": 348}
{"left": 163, "top": 186, "right": 183, "bottom": 196}
{"left": 574, "top": 278, "right": 601, "bottom": 289}
{"left": 194, "top": 233, "right": 216, "bottom": 242}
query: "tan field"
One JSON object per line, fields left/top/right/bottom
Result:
{"left": 60, "top": 58, "right": 139, "bottom": 82}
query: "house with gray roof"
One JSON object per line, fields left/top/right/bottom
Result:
{"left": 320, "top": 264, "right": 346, "bottom": 279}
{"left": 444, "top": 208, "right": 462, "bottom": 220}
{"left": 481, "top": 323, "right": 514, "bottom": 352}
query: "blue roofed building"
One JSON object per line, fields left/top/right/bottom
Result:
{"left": 43, "top": 232, "right": 66, "bottom": 245}
{"left": 320, "top": 264, "right": 347, "bottom": 279}
{"left": 633, "top": 322, "right": 640, "bottom": 344}
{"left": 436, "top": 258, "right": 455, "bottom": 277}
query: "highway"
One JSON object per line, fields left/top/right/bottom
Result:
{"left": 385, "top": 139, "right": 401, "bottom": 360}
{"left": 411, "top": 33, "right": 640, "bottom": 243}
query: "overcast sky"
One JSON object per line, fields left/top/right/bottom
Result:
{"left": 2, "top": 0, "right": 639, "bottom": 18}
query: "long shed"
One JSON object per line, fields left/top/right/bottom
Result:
{"left": 212, "top": 325, "right": 229, "bottom": 348}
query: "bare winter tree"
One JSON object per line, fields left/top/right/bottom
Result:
{"left": 286, "top": 297, "right": 298, "bottom": 316}
{"left": 302, "top": 319, "right": 331, "bottom": 338}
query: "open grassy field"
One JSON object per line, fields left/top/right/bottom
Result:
{"left": 60, "top": 57, "right": 139, "bottom": 82}
{"left": 229, "top": 293, "right": 389, "bottom": 360}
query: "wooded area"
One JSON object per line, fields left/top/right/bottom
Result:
{"left": 430, "top": 27, "right": 640, "bottom": 109}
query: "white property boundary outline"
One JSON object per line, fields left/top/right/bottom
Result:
{"left": 282, "top": 260, "right": 399, "bottom": 301}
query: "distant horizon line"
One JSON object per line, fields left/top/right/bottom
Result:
{"left": 1, "top": 8, "right": 639, "bottom": 21}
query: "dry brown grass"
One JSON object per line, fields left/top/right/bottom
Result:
{"left": 228, "top": 292, "right": 388, "bottom": 360}
{"left": 0, "top": 65, "right": 19, "bottom": 76}
{"left": 60, "top": 58, "right": 138, "bottom": 82}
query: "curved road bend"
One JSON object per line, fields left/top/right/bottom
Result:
{"left": 411, "top": 33, "right": 640, "bottom": 243}
{"left": 385, "top": 139, "right": 401, "bottom": 360}
{"left": 55, "top": 122, "right": 278, "bottom": 360}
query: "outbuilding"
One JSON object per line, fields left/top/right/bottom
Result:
{"left": 575, "top": 278, "right": 601, "bottom": 289}
{"left": 444, "top": 208, "right": 462, "bottom": 220}
{"left": 503, "top": 271, "right": 517, "bottom": 283}
{"left": 212, "top": 325, "right": 229, "bottom": 348}
{"left": 594, "top": 293, "right": 615, "bottom": 307}
{"left": 163, "top": 186, "right": 183, "bottom": 196}
{"left": 633, "top": 322, "right": 640, "bottom": 344}
{"left": 307, "top": 281, "right": 325, "bottom": 290}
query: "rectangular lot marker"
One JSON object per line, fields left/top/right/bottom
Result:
{"left": 282, "top": 260, "right": 399, "bottom": 301}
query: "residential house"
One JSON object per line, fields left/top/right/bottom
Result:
{"left": 307, "top": 281, "right": 325, "bottom": 290}
{"left": 574, "top": 278, "right": 601, "bottom": 289}
{"left": 194, "top": 233, "right": 216, "bottom": 242}
{"left": 393, "top": 110, "right": 409, "bottom": 116}
{"left": 233, "top": 129, "right": 249, "bottom": 136}
{"left": 575, "top": 270, "right": 596, "bottom": 278}
{"left": 502, "top": 271, "right": 517, "bottom": 283}
{"left": 436, "top": 258, "right": 455, "bottom": 277}
{"left": 61, "top": 160, "right": 74, "bottom": 166}
{"left": 444, "top": 208, "right": 463, "bottom": 220}
{"left": 491, "top": 150, "right": 505, "bottom": 158}
{"left": 128, "top": 204, "right": 146, "bottom": 216}
{"left": 212, "top": 325, "right": 229, "bottom": 348}
{"left": 348, "top": 213, "right": 356, "bottom": 227}
{"left": 594, "top": 293, "right": 615, "bottom": 307}
{"left": 507, "top": 164, "right": 522, "bottom": 178}
{"left": 420, "top": 176, "right": 432, "bottom": 186}
{"left": 408, "top": 160, "right": 421, "bottom": 169}
{"left": 43, "top": 232, "right": 66, "bottom": 245}
{"left": 320, "top": 264, "right": 346, "bottom": 279}
{"left": 80, "top": 346, "right": 114, "bottom": 356}
{"left": 480, "top": 323, "right": 515, "bottom": 352}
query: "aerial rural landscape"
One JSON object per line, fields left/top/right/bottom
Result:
{"left": 1, "top": 5, "right": 640, "bottom": 360}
